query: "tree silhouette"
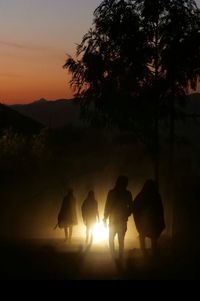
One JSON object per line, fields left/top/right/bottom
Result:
{"left": 65, "top": 1, "right": 147, "bottom": 128}
{"left": 64, "top": 0, "right": 200, "bottom": 183}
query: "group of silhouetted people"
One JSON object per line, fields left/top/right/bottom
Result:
{"left": 57, "top": 176, "right": 165, "bottom": 260}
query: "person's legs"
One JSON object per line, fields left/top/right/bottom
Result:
{"left": 109, "top": 226, "right": 116, "bottom": 258}
{"left": 118, "top": 232, "right": 125, "bottom": 261}
{"left": 89, "top": 228, "right": 93, "bottom": 245}
{"left": 139, "top": 234, "right": 146, "bottom": 254}
{"left": 64, "top": 227, "right": 69, "bottom": 242}
{"left": 151, "top": 237, "right": 158, "bottom": 256}
{"left": 86, "top": 227, "right": 89, "bottom": 244}
{"left": 117, "top": 224, "right": 126, "bottom": 261}
{"left": 69, "top": 226, "right": 73, "bottom": 243}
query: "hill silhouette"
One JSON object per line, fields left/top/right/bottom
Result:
{"left": 0, "top": 103, "right": 42, "bottom": 135}
{"left": 11, "top": 98, "right": 81, "bottom": 128}
{"left": 10, "top": 94, "right": 200, "bottom": 129}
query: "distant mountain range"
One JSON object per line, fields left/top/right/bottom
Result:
{"left": 10, "top": 98, "right": 81, "bottom": 128}
{"left": 0, "top": 93, "right": 200, "bottom": 133}
{"left": 0, "top": 103, "right": 42, "bottom": 135}
{"left": 5, "top": 93, "right": 200, "bottom": 131}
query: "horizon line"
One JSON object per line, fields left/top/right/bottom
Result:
{"left": 2, "top": 97, "right": 76, "bottom": 106}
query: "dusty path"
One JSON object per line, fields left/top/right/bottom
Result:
{"left": 0, "top": 239, "right": 198, "bottom": 279}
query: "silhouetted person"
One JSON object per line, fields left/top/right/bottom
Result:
{"left": 133, "top": 179, "right": 165, "bottom": 255}
{"left": 81, "top": 190, "right": 99, "bottom": 245}
{"left": 58, "top": 189, "right": 77, "bottom": 243}
{"left": 103, "top": 176, "right": 133, "bottom": 261}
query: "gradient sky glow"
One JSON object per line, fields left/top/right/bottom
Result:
{"left": 0, "top": 0, "right": 199, "bottom": 104}
{"left": 0, "top": 0, "right": 101, "bottom": 104}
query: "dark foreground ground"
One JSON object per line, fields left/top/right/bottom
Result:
{"left": 0, "top": 239, "right": 199, "bottom": 280}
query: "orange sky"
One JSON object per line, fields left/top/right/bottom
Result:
{"left": 0, "top": 0, "right": 101, "bottom": 104}
{"left": 0, "top": 40, "right": 74, "bottom": 104}
{"left": 0, "top": 46, "right": 72, "bottom": 104}
{"left": 1, "top": 0, "right": 199, "bottom": 104}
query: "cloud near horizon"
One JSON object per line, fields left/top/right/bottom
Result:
{"left": 0, "top": 40, "right": 48, "bottom": 51}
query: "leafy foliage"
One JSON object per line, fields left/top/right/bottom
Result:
{"left": 64, "top": 0, "right": 200, "bottom": 136}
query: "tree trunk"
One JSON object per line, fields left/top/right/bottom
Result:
{"left": 154, "top": 11, "right": 160, "bottom": 188}
{"left": 154, "top": 96, "right": 160, "bottom": 185}
{"left": 168, "top": 92, "right": 175, "bottom": 238}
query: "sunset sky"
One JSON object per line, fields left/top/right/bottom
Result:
{"left": 0, "top": 0, "right": 199, "bottom": 104}
{"left": 0, "top": 0, "right": 101, "bottom": 104}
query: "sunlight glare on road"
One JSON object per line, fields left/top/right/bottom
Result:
{"left": 93, "top": 221, "right": 109, "bottom": 243}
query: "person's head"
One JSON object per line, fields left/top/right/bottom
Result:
{"left": 115, "top": 175, "right": 129, "bottom": 190}
{"left": 142, "top": 179, "right": 157, "bottom": 194}
{"left": 67, "top": 188, "right": 74, "bottom": 196}
{"left": 87, "top": 190, "right": 95, "bottom": 199}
